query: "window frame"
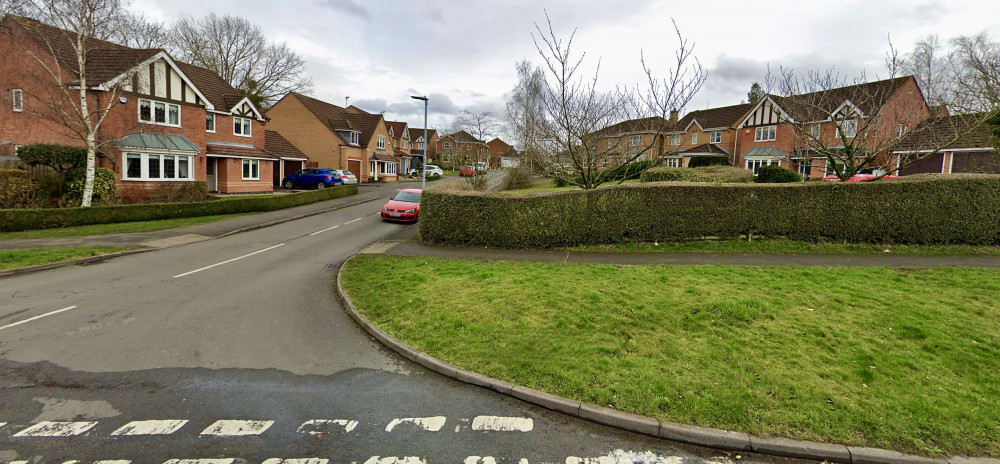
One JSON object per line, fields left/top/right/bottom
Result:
{"left": 206, "top": 113, "right": 216, "bottom": 133}
{"left": 234, "top": 116, "right": 252, "bottom": 137}
{"left": 443, "top": 141, "right": 452, "bottom": 150}
{"left": 710, "top": 131, "right": 721, "bottom": 144}
{"left": 670, "top": 134, "right": 680, "bottom": 146}
{"left": 137, "top": 98, "right": 181, "bottom": 127}
{"left": 122, "top": 152, "right": 195, "bottom": 181}
{"left": 12, "top": 88, "right": 23, "bottom": 112}
{"left": 754, "top": 125, "right": 777, "bottom": 142}
{"left": 897, "top": 123, "right": 906, "bottom": 138}
{"left": 377, "top": 135, "right": 385, "bottom": 150}
{"left": 745, "top": 158, "right": 778, "bottom": 175}
{"left": 242, "top": 159, "right": 260, "bottom": 180}
{"left": 836, "top": 119, "right": 858, "bottom": 138}
{"left": 666, "top": 158, "right": 682, "bottom": 168}
{"left": 629, "top": 135, "right": 642, "bottom": 147}
{"left": 691, "top": 132, "right": 698, "bottom": 144}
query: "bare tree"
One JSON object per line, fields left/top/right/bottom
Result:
{"left": 531, "top": 13, "right": 705, "bottom": 189}
{"left": 902, "top": 34, "right": 950, "bottom": 107}
{"left": 106, "top": 9, "right": 168, "bottom": 49}
{"left": 15, "top": 0, "right": 138, "bottom": 206}
{"left": 504, "top": 59, "right": 549, "bottom": 171}
{"left": 169, "top": 13, "right": 312, "bottom": 109}
{"left": 948, "top": 33, "right": 1000, "bottom": 113}
{"left": 454, "top": 110, "right": 498, "bottom": 167}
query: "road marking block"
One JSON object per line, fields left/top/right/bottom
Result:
{"left": 471, "top": 416, "right": 534, "bottom": 432}
{"left": 162, "top": 460, "right": 235, "bottom": 464}
{"left": 296, "top": 419, "right": 358, "bottom": 435}
{"left": 567, "top": 451, "right": 684, "bottom": 464}
{"left": 262, "top": 459, "right": 329, "bottom": 464}
{"left": 0, "top": 306, "right": 78, "bottom": 332}
{"left": 309, "top": 225, "right": 340, "bottom": 236}
{"left": 0, "top": 421, "right": 6, "bottom": 429}
{"left": 173, "top": 244, "right": 284, "bottom": 278}
{"left": 13, "top": 421, "right": 98, "bottom": 437}
{"left": 464, "top": 458, "right": 498, "bottom": 464}
{"left": 94, "top": 461, "right": 132, "bottom": 464}
{"left": 384, "top": 416, "right": 446, "bottom": 432}
{"left": 344, "top": 218, "right": 362, "bottom": 225}
{"left": 200, "top": 420, "right": 274, "bottom": 436}
{"left": 363, "top": 458, "right": 426, "bottom": 464}
{"left": 111, "top": 420, "right": 188, "bottom": 436}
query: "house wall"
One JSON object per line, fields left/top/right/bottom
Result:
{"left": 214, "top": 157, "right": 274, "bottom": 193}
{"left": 265, "top": 95, "right": 346, "bottom": 171}
{"left": 364, "top": 120, "right": 397, "bottom": 183}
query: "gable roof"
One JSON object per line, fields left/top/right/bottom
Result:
{"left": 265, "top": 130, "right": 309, "bottom": 161}
{"left": 893, "top": 113, "right": 996, "bottom": 153}
{"left": 173, "top": 60, "right": 252, "bottom": 115}
{"left": 385, "top": 121, "right": 408, "bottom": 139}
{"left": 767, "top": 76, "right": 915, "bottom": 123}
{"left": 594, "top": 116, "right": 674, "bottom": 137}
{"left": 343, "top": 112, "right": 384, "bottom": 148}
{"left": 683, "top": 103, "right": 756, "bottom": 130}
{"left": 408, "top": 128, "right": 437, "bottom": 142}
{"left": 442, "top": 130, "right": 484, "bottom": 144}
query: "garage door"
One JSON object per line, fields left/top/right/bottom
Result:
{"left": 953, "top": 151, "right": 1000, "bottom": 173}
{"left": 348, "top": 159, "right": 362, "bottom": 180}
{"left": 900, "top": 153, "right": 943, "bottom": 175}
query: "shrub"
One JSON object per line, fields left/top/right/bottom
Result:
{"left": 0, "top": 169, "right": 35, "bottom": 208}
{"left": 426, "top": 174, "right": 442, "bottom": 181}
{"left": 0, "top": 185, "right": 357, "bottom": 232}
{"left": 63, "top": 168, "right": 117, "bottom": 205}
{"left": 599, "top": 160, "right": 659, "bottom": 182}
{"left": 503, "top": 165, "right": 534, "bottom": 191}
{"left": 418, "top": 175, "right": 1000, "bottom": 248}
{"left": 687, "top": 155, "right": 730, "bottom": 168}
{"left": 17, "top": 144, "right": 87, "bottom": 173}
{"left": 641, "top": 165, "right": 754, "bottom": 183}
{"left": 149, "top": 182, "right": 210, "bottom": 203}
{"left": 465, "top": 173, "right": 489, "bottom": 191}
{"left": 756, "top": 165, "right": 802, "bottom": 183}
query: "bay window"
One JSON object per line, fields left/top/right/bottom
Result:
{"left": 122, "top": 152, "right": 195, "bottom": 181}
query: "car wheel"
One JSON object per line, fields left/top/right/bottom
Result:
{"left": 283, "top": 180, "right": 294, "bottom": 189}
{"left": 316, "top": 182, "right": 326, "bottom": 189}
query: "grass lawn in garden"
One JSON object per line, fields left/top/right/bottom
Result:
{"left": 341, "top": 254, "right": 1000, "bottom": 457}
{"left": 443, "top": 170, "right": 459, "bottom": 176}
{"left": 0, "top": 214, "right": 250, "bottom": 240}
{"left": 571, "top": 239, "right": 1000, "bottom": 256}
{"left": 0, "top": 246, "right": 134, "bottom": 270}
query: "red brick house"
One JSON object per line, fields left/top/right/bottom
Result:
{"left": 735, "top": 76, "right": 930, "bottom": 179}
{"left": 486, "top": 137, "right": 515, "bottom": 168}
{"left": 436, "top": 130, "right": 487, "bottom": 169}
{"left": 892, "top": 113, "right": 1000, "bottom": 174}
{"left": 0, "top": 15, "right": 276, "bottom": 194}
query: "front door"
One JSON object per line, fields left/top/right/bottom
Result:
{"left": 206, "top": 158, "right": 217, "bottom": 192}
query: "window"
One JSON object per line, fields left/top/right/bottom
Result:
{"left": 897, "top": 123, "right": 906, "bottom": 138}
{"left": 380, "top": 162, "right": 397, "bottom": 174}
{"left": 607, "top": 139, "right": 615, "bottom": 149}
{"left": 418, "top": 141, "right": 425, "bottom": 149}
{"left": 12, "top": 89, "right": 22, "bottom": 112}
{"left": 122, "top": 152, "right": 194, "bottom": 181}
{"left": 836, "top": 119, "right": 857, "bottom": 138}
{"left": 630, "top": 135, "right": 642, "bottom": 147}
{"left": 666, "top": 158, "right": 682, "bottom": 167}
{"left": 754, "top": 125, "right": 776, "bottom": 142}
{"left": 809, "top": 124, "right": 821, "bottom": 139}
{"left": 670, "top": 134, "right": 680, "bottom": 146}
{"left": 710, "top": 131, "right": 721, "bottom": 143}
{"left": 138, "top": 98, "right": 180, "bottom": 127}
{"left": 795, "top": 159, "right": 811, "bottom": 179}
{"left": 443, "top": 141, "right": 452, "bottom": 149}
{"left": 206, "top": 113, "right": 216, "bottom": 133}
{"left": 377, "top": 136, "right": 385, "bottom": 150}
{"left": 242, "top": 159, "right": 259, "bottom": 180}
{"left": 745, "top": 159, "right": 777, "bottom": 175}
{"left": 691, "top": 132, "right": 698, "bottom": 144}
{"left": 350, "top": 131, "right": 359, "bottom": 145}
{"left": 466, "top": 144, "right": 472, "bottom": 151}
{"left": 402, "top": 140, "right": 408, "bottom": 149}
{"left": 234, "top": 117, "right": 252, "bottom": 137}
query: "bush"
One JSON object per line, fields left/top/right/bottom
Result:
{"left": 63, "top": 168, "right": 117, "bottom": 205}
{"left": 641, "top": 165, "right": 754, "bottom": 183}
{"left": 687, "top": 155, "right": 730, "bottom": 168}
{"left": 150, "top": 182, "right": 210, "bottom": 203}
{"left": 418, "top": 175, "right": 1000, "bottom": 248}
{"left": 0, "top": 185, "right": 358, "bottom": 232}
{"left": 426, "top": 174, "right": 442, "bottom": 181}
{"left": 0, "top": 169, "right": 35, "bottom": 208}
{"left": 503, "top": 165, "right": 534, "bottom": 191}
{"left": 17, "top": 144, "right": 87, "bottom": 172}
{"left": 756, "top": 165, "right": 802, "bottom": 183}
{"left": 599, "top": 160, "right": 659, "bottom": 182}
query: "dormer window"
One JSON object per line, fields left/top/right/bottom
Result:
{"left": 350, "top": 131, "right": 359, "bottom": 145}
{"left": 234, "top": 116, "right": 252, "bottom": 137}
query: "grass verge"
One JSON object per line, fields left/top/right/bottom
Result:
{"left": 341, "top": 254, "right": 1000, "bottom": 457}
{"left": 571, "top": 239, "right": 1000, "bottom": 255}
{"left": 0, "top": 214, "right": 250, "bottom": 240}
{"left": 0, "top": 246, "right": 133, "bottom": 270}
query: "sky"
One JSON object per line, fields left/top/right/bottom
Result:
{"left": 132, "top": 0, "right": 1000, "bottom": 136}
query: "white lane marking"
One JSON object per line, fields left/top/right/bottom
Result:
{"left": 262, "top": 459, "right": 329, "bottom": 464}
{"left": 111, "top": 419, "right": 188, "bottom": 436}
{"left": 363, "top": 458, "right": 426, "bottom": 464}
{"left": 0, "top": 421, "right": 6, "bottom": 429}
{"left": 295, "top": 419, "right": 358, "bottom": 435}
{"left": 0, "top": 306, "right": 78, "bottom": 332}
{"left": 9, "top": 461, "right": 31, "bottom": 464}
{"left": 465, "top": 458, "right": 498, "bottom": 464}
{"left": 471, "top": 416, "right": 534, "bottom": 432}
{"left": 162, "top": 460, "right": 235, "bottom": 464}
{"left": 13, "top": 421, "right": 97, "bottom": 437}
{"left": 344, "top": 218, "right": 362, "bottom": 225}
{"left": 567, "top": 451, "right": 684, "bottom": 464}
{"left": 200, "top": 420, "right": 274, "bottom": 436}
{"left": 309, "top": 225, "right": 340, "bottom": 236}
{"left": 94, "top": 461, "right": 132, "bottom": 464}
{"left": 384, "top": 416, "right": 446, "bottom": 432}
{"left": 173, "top": 244, "right": 284, "bottom": 278}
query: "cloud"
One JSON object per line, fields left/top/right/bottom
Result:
{"left": 320, "top": 0, "right": 369, "bottom": 20}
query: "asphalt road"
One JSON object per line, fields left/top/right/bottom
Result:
{"left": 0, "top": 184, "right": 807, "bottom": 464}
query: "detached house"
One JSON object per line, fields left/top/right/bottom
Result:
{"left": 893, "top": 113, "right": 1000, "bottom": 174}
{"left": 265, "top": 93, "right": 398, "bottom": 183}
{"left": 385, "top": 120, "right": 414, "bottom": 175}
{"left": 486, "top": 137, "right": 516, "bottom": 168}
{"left": 408, "top": 127, "right": 438, "bottom": 168}
{"left": 436, "top": 130, "right": 487, "bottom": 168}
{"left": 0, "top": 15, "right": 276, "bottom": 193}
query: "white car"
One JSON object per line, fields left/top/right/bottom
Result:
{"left": 411, "top": 165, "right": 444, "bottom": 177}
{"left": 330, "top": 169, "right": 357, "bottom": 184}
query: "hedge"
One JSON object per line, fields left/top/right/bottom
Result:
{"left": 755, "top": 164, "right": 802, "bottom": 183}
{"left": 640, "top": 166, "right": 755, "bottom": 183}
{"left": 687, "top": 155, "right": 730, "bottom": 168}
{"left": 0, "top": 185, "right": 357, "bottom": 232}
{"left": 418, "top": 175, "right": 1000, "bottom": 248}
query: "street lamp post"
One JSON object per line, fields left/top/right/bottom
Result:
{"left": 411, "top": 95, "right": 429, "bottom": 190}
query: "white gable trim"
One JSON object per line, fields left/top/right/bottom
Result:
{"left": 227, "top": 96, "right": 265, "bottom": 121}
{"left": 683, "top": 119, "right": 705, "bottom": 132}
{"left": 738, "top": 96, "right": 793, "bottom": 128}
{"left": 831, "top": 100, "right": 867, "bottom": 120}
{"left": 98, "top": 52, "right": 215, "bottom": 111}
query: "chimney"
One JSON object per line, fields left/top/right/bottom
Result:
{"left": 670, "top": 108, "right": 679, "bottom": 125}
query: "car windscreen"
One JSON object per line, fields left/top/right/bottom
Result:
{"left": 392, "top": 191, "right": 421, "bottom": 203}
{"left": 343, "top": 171, "right": 354, "bottom": 176}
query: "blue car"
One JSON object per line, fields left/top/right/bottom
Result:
{"left": 282, "top": 168, "right": 343, "bottom": 189}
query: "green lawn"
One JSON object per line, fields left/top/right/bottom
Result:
{"left": 341, "top": 254, "right": 1000, "bottom": 457}
{"left": 0, "top": 246, "right": 134, "bottom": 270}
{"left": 0, "top": 214, "right": 250, "bottom": 240}
{"left": 572, "top": 239, "right": 1000, "bottom": 255}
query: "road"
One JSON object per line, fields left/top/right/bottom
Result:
{"left": 0, "top": 182, "right": 804, "bottom": 464}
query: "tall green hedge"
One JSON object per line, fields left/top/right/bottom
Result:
{"left": 0, "top": 185, "right": 357, "bottom": 232}
{"left": 687, "top": 155, "right": 730, "bottom": 168}
{"left": 419, "top": 175, "right": 1000, "bottom": 248}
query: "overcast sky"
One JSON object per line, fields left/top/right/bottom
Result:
{"left": 133, "top": 0, "right": 1000, "bottom": 135}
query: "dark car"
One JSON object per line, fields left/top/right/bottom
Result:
{"left": 282, "top": 169, "right": 343, "bottom": 189}
{"left": 381, "top": 188, "right": 421, "bottom": 222}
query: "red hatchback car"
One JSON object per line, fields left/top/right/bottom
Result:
{"left": 823, "top": 168, "right": 899, "bottom": 182}
{"left": 381, "top": 188, "right": 422, "bottom": 222}
{"left": 459, "top": 165, "right": 477, "bottom": 177}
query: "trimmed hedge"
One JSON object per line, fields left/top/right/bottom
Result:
{"left": 640, "top": 166, "right": 755, "bottom": 183}
{"left": 756, "top": 165, "right": 802, "bottom": 183}
{"left": 687, "top": 155, "right": 730, "bottom": 168}
{"left": 419, "top": 175, "right": 1000, "bottom": 248}
{"left": 0, "top": 185, "right": 357, "bottom": 232}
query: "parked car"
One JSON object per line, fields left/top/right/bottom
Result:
{"left": 381, "top": 188, "right": 422, "bottom": 222}
{"left": 474, "top": 161, "right": 488, "bottom": 172}
{"left": 330, "top": 169, "right": 357, "bottom": 184}
{"left": 459, "top": 165, "right": 477, "bottom": 177}
{"left": 282, "top": 168, "right": 343, "bottom": 189}
{"left": 410, "top": 165, "right": 444, "bottom": 177}
{"left": 822, "top": 168, "right": 899, "bottom": 182}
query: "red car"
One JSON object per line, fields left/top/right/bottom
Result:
{"left": 459, "top": 165, "right": 477, "bottom": 177}
{"left": 381, "top": 188, "right": 422, "bottom": 222}
{"left": 823, "top": 168, "right": 899, "bottom": 182}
